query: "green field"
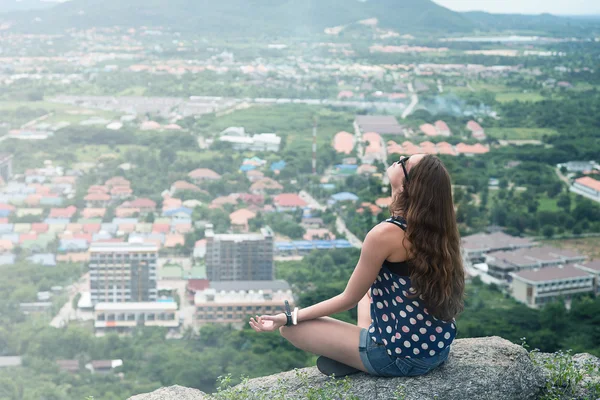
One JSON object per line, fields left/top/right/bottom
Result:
{"left": 486, "top": 127, "right": 558, "bottom": 141}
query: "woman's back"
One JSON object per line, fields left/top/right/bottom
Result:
{"left": 368, "top": 216, "right": 457, "bottom": 358}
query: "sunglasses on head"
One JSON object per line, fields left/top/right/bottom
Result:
{"left": 397, "top": 156, "right": 410, "bottom": 182}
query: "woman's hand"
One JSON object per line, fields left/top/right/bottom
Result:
{"left": 249, "top": 313, "right": 287, "bottom": 333}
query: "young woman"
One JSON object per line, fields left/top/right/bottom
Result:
{"left": 249, "top": 154, "right": 465, "bottom": 377}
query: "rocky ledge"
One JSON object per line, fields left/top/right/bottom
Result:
{"left": 129, "top": 336, "right": 600, "bottom": 400}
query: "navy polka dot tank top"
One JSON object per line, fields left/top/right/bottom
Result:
{"left": 368, "top": 216, "right": 457, "bottom": 359}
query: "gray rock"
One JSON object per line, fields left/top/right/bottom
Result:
{"left": 129, "top": 336, "right": 546, "bottom": 400}
{"left": 129, "top": 385, "right": 207, "bottom": 400}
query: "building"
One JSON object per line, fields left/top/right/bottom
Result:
{"left": 205, "top": 224, "right": 274, "bottom": 281}
{"left": 557, "top": 161, "right": 599, "bottom": 173}
{"left": 571, "top": 177, "right": 600, "bottom": 203}
{"left": 194, "top": 280, "right": 293, "bottom": 326}
{"left": 461, "top": 231, "right": 536, "bottom": 264}
{"left": 354, "top": 116, "right": 404, "bottom": 136}
{"left": 510, "top": 265, "right": 594, "bottom": 309}
{"left": 89, "top": 242, "right": 158, "bottom": 304}
{"left": 94, "top": 302, "right": 178, "bottom": 334}
{"left": 466, "top": 121, "right": 486, "bottom": 141}
{"left": 219, "top": 132, "right": 281, "bottom": 152}
{"left": 0, "top": 154, "right": 13, "bottom": 185}
{"left": 574, "top": 261, "right": 600, "bottom": 296}
{"left": 333, "top": 131, "right": 355, "bottom": 154}
{"left": 486, "top": 246, "right": 587, "bottom": 281}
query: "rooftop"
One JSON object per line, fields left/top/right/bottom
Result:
{"left": 90, "top": 242, "right": 158, "bottom": 253}
{"left": 95, "top": 302, "right": 177, "bottom": 312}
{"left": 512, "top": 265, "right": 592, "bottom": 283}
{"left": 355, "top": 116, "right": 403, "bottom": 135}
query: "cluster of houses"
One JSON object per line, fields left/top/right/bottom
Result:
{"left": 462, "top": 231, "right": 599, "bottom": 309}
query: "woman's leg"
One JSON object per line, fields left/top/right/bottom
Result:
{"left": 279, "top": 317, "right": 369, "bottom": 373}
{"left": 357, "top": 291, "right": 371, "bottom": 329}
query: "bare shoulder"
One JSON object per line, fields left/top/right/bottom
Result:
{"left": 365, "top": 221, "right": 406, "bottom": 246}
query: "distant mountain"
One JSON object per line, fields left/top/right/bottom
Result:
{"left": 1, "top": 0, "right": 598, "bottom": 37}
{"left": 0, "top": 0, "right": 476, "bottom": 35}
{"left": 463, "top": 11, "right": 600, "bottom": 35}
{"left": 0, "top": 0, "right": 62, "bottom": 12}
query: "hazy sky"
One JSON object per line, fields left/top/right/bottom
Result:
{"left": 433, "top": 0, "right": 600, "bottom": 15}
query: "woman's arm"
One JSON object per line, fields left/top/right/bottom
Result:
{"left": 295, "top": 223, "right": 400, "bottom": 323}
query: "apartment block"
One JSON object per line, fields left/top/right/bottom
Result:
{"left": 89, "top": 242, "right": 158, "bottom": 304}
{"left": 194, "top": 280, "right": 293, "bottom": 326}
{"left": 574, "top": 261, "right": 600, "bottom": 296}
{"left": 205, "top": 224, "right": 274, "bottom": 281}
{"left": 510, "top": 265, "right": 594, "bottom": 309}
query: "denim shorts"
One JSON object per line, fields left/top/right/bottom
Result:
{"left": 358, "top": 328, "right": 450, "bottom": 377}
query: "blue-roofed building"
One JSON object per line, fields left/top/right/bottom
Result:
{"left": 320, "top": 183, "right": 336, "bottom": 191}
{"left": 0, "top": 209, "right": 12, "bottom": 218}
{"left": 162, "top": 207, "right": 193, "bottom": 219}
{"left": 0, "top": 224, "right": 14, "bottom": 234}
{"left": 28, "top": 253, "right": 57, "bottom": 267}
{"left": 329, "top": 192, "right": 359, "bottom": 205}
{"left": 239, "top": 164, "right": 257, "bottom": 172}
{"left": 333, "top": 239, "right": 353, "bottom": 248}
{"left": 92, "top": 231, "right": 112, "bottom": 241}
{"left": 58, "top": 239, "right": 89, "bottom": 252}
{"left": 44, "top": 218, "right": 71, "bottom": 225}
{"left": 0, "top": 254, "right": 16, "bottom": 265}
{"left": 270, "top": 160, "right": 286, "bottom": 172}
{"left": 1, "top": 233, "right": 19, "bottom": 244}
{"left": 40, "top": 197, "right": 64, "bottom": 206}
{"left": 100, "top": 223, "right": 118, "bottom": 234}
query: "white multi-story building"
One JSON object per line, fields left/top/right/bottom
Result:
{"left": 94, "top": 302, "right": 179, "bottom": 335}
{"left": 89, "top": 242, "right": 158, "bottom": 304}
{"left": 194, "top": 280, "right": 293, "bottom": 327}
{"left": 571, "top": 177, "right": 600, "bottom": 203}
{"left": 510, "top": 265, "right": 595, "bottom": 309}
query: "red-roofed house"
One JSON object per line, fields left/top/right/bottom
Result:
{"left": 170, "top": 181, "right": 203, "bottom": 194}
{"left": 49, "top": 206, "right": 77, "bottom": 219}
{"left": 25, "top": 195, "right": 42, "bottom": 206}
{"left": 127, "top": 198, "right": 157, "bottom": 213}
{"left": 229, "top": 209, "right": 257, "bottom": 232}
{"left": 357, "top": 164, "right": 378, "bottom": 175}
{"left": 455, "top": 143, "right": 489, "bottom": 156}
{"left": 273, "top": 193, "right": 307, "bottom": 212}
{"left": 376, "top": 197, "right": 393, "bottom": 208}
{"left": 402, "top": 141, "right": 422, "bottom": 156}
{"left": 162, "top": 197, "right": 182, "bottom": 211}
{"left": 357, "top": 202, "right": 382, "bottom": 215}
{"left": 420, "top": 141, "right": 438, "bottom": 155}
{"left": 83, "top": 224, "right": 101, "bottom": 234}
{"left": 420, "top": 123, "right": 437, "bottom": 137}
{"left": 363, "top": 132, "right": 383, "bottom": 164}
{"left": 333, "top": 131, "right": 355, "bottom": 154}
{"left": 435, "top": 121, "right": 451, "bottom": 136}
{"left": 66, "top": 223, "right": 83, "bottom": 234}
{"left": 110, "top": 185, "right": 133, "bottom": 199}
{"left": 118, "top": 224, "right": 136, "bottom": 234}
{"left": 186, "top": 279, "right": 210, "bottom": 302}
{"left": 238, "top": 193, "right": 265, "bottom": 206}
{"left": 81, "top": 208, "right": 106, "bottom": 219}
{"left": 164, "top": 234, "right": 185, "bottom": 248}
{"left": 152, "top": 223, "right": 171, "bottom": 234}
{"left": 572, "top": 177, "right": 600, "bottom": 202}
{"left": 303, "top": 228, "right": 335, "bottom": 241}
{"left": 31, "top": 223, "right": 49, "bottom": 234}
{"left": 436, "top": 142, "right": 456, "bottom": 155}
{"left": 466, "top": 121, "right": 486, "bottom": 141}
{"left": 250, "top": 178, "right": 284, "bottom": 195}
{"left": 188, "top": 168, "right": 221, "bottom": 184}
{"left": 88, "top": 185, "right": 108, "bottom": 194}
{"left": 246, "top": 170, "right": 265, "bottom": 182}
{"left": 105, "top": 177, "right": 131, "bottom": 188}
{"left": 19, "top": 233, "right": 38, "bottom": 244}
{"left": 85, "top": 193, "right": 111, "bottom": 207}
{"left": 337, "top": 90, "right": 354, "bottom": 100}
{"left": 115, "top": 207, "right": 139, "bottom": 218}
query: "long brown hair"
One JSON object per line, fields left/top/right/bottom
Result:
{"left": 390, "top": 155, "right": 465, "bottom": 322}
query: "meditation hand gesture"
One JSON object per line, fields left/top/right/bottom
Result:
{"left": 249, "top": 313, "right": 287, "bottom": 333}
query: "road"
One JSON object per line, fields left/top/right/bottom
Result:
{"left": 555, "top": 167, "right": 571, "bottom": 186}
{"left": 51, "top": 272, "right": 89, "bottom": 328}
{"left": 299, "top": 190, "right": 326, "bottom": 211}
{"left": 401, "top": 82, "right": 419, "bottom": 119}
{"left": 336, "top": 216, "right": 363, "bottom": 249}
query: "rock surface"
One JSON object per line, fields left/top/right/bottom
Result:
{"left": 128, "top": 336, "right": 550, "bottom": 400}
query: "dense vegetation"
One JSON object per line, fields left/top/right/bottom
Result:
{"left": 2, "top": 250, "right": 599, "bottom": 399}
